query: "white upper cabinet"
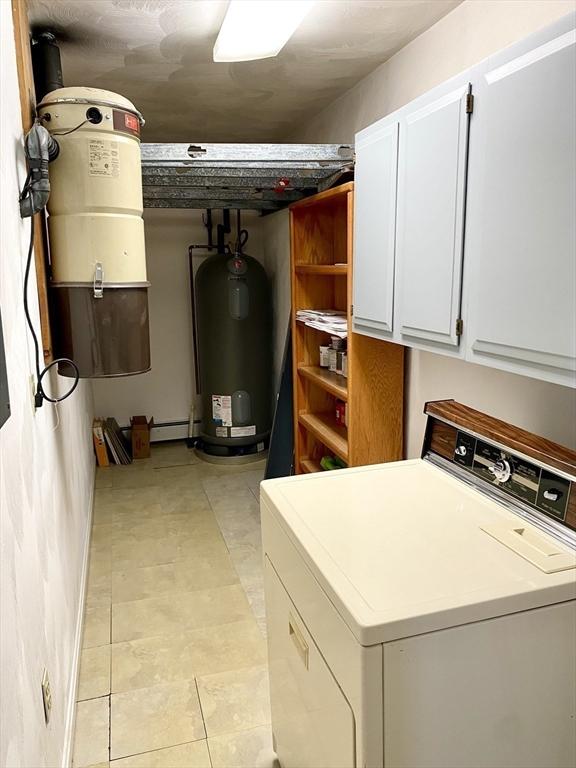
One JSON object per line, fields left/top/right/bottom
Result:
{"left": 465, "top": 14, "right": 576, "bottom": 387}
{"left": 395, "top": 80, "right": 471, "bottom": 350}
{"left": 353, "top": 119, "right": 399, "bottom": 336}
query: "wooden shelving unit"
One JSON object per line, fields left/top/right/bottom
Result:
{"left": 290, "top": 182, "right": 405, "bottom": 474}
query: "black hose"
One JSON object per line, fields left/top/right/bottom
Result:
{"left": 24, "top": 218, "right": 79, "bottom": 406}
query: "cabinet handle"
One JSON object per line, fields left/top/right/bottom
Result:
{"left": 289, "top": 614, "right": 309, "bottom": 670}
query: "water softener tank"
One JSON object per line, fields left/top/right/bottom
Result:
{"left": 37, "top": 87, "right": 150, "bottom": 377}
{"left": 195, "top": 251, "right": 272, "bottom": 455}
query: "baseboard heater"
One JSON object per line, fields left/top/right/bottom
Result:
{"left": 120, "top": 419, "right": 195, "bottom": 442}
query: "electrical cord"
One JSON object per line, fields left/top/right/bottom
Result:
{"left": 48, "top": 119, "right": 88, "bottom": 136}
{"left": 23, "top": 216, "right": 80, "bottom": 407}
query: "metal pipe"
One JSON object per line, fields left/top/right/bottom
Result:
{"left": 188, "top": 244, "right": 216, "bottom": 393}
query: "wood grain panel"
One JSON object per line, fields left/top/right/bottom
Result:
{"left": 298, "top": 412, "right": 348, "bottom": 463}
{"left": 424, "top": 400, "right": 576, "bottom": 532}
{"left": 425, "top": 400, "right": 576, "bottom": 476}
{"left": 289, "top": 182, "right": 354, "bottom": 210}
{"left": 12, "top": 0, "right": 53, "bottom": 362}
{"left": 298, "top": 365, "right": 347, "bottom": 401}
{"left": 426, "top": 419, "right": 457, "bottom": 462}
{"left": 295, "top": 265, "right": 348, "bottom": 276}
{"left": 348, "top": 334, "right": 404, "bottom": 465}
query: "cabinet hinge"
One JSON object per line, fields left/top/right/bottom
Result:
{"left": 466, "top": 93, "right": 474, "bottom": 114}
{"left": 455, "top": 318, "right": 464, "bottom": 336}
{"left": 350, "top": 304, "right": 354, "bottom": 316}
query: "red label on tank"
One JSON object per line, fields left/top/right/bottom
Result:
{"left": 125, "top": 114, "right": 139, "bottom": 131}
{"left": 113, "top": 109, "right": 140, "bottom": 136}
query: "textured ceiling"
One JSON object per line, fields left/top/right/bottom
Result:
{"left": 29, "top": 0, "right": 460, "bottom": 142}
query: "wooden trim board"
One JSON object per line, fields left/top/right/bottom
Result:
{"left": 11, "top": 0, "right": 53, "bottom": 362}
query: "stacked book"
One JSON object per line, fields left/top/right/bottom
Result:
{"left": 295, "top": 309, "right": 347, "bottom": 338}
{"left": 92, "top": 418, "right": 132, "bottom": 466}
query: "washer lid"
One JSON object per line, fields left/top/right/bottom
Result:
{"left": 261, "top": 460, "right": 576, "bottom": 645}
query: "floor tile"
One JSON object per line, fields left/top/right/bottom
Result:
{"left": 111, "top": 555, "right": 238, "bottom": 604}
{"left": 111, "top": 489, "right": 212, "bottom": 524}
{"left": 112, "top": 511, "right": 218, "bottom": 540}
{"left": 110, "top": 741, "right": 210, "bottom": 767}
{"left": 110, "top": 680, "right": 205, "bottom": 759}
{"left": 72, "top": 696, "right": 109, "bottom": 767}
{"left": 95, "top": 470, "right": 114, "bottom": 490}
{"left": 197, "top": 664, "right": 270, "bottom": 737}
{"left": 208, "top": 725, "right": 276, "bottom": 768}
{"left": 241, "top": 578, "right": 267, "bottom": 628}
{"left": 83, "top": 603, "right": 111, "bottom": 648}
{"left": 82, "top": 445, "right": 273, "bottom": 766}
{"left": 112, "top": 619, "right": 267, "bottom": 693}
{"left": 111, "top": 529, "right": 229, "bottom": 573}
{"left": 93, "top": 496, "right": 114, "bottom": 524}
{"left": 91, "top": 523, "right": 113, "bottom": 549}
{"left": 111, "top": 584, "right": 252, "bottom": 643}
{"left": 87, "top": 565, "right": 112, "bottom": 606}
{"left": 78, "top": 645, "right": 111, "bottom": 701}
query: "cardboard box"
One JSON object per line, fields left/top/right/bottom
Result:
{"left": 131, "top": 415, "right": 153, "bottom": 459}
{"left": 92, "top": 418, "right": 110, "bottom": 467}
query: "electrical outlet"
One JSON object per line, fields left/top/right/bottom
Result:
{"left": 41, "top": 669, "right": 52, "bottom": 724}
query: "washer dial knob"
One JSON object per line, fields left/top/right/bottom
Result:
{"left": 488, "top": 458, "right": 512, "bottom": 483}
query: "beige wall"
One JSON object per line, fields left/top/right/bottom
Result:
{"left": 289, "top": 0, "right": 576, "bottom": 457}
{"left": 0, "top": 5, "right": 96, "bottom": 766}
{"left": 295, "top": 0, "right": 576, "bottom": 143}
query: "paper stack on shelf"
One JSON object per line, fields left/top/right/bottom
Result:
{"left": 296, "top": 309, "right": 348, "bottom": 338}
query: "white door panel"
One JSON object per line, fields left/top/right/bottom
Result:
{"left": 466, "top": 21, "right": 576, "bottom": 386}
{"left": 265, "top": 557, "right": 356, "bottom": 768}
{"left": 353, "top": 120, "right": 399, "bottom": 335}
{"left": 395, "top": 84, "right": 470, "bottom": 348}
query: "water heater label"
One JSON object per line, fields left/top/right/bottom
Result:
{"left": 88, "top": 140, "right": 120, "bottom": 178}
{"left": 215, "top": 427, "right": 228, "bottom": 438}
{"left": 212, "top": 395, "right": 232, "bottom": 427}
{"left": 231, "top": 426, "right": 256, "bottom": 437}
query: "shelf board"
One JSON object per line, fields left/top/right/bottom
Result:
{"left": 294, "top": 264, "right": 348, "bottom": 276}
{"left": 300, "top": 457, "right": 322, "bottom": 474}
{"left": 298, "top": 365, "right": 347, "bottom": 400}
{"left": 290, "top": 181, "right": 354, "bottom": 209}
{"left": 298, "top": 412, "right": 348, "bottom": 463}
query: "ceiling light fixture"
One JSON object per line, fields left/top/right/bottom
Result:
{"left": 213, "top": 0, "right": 314, "bottom": 63}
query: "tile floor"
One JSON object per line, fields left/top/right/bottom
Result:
{"left": 73, "top": 442, "right": 277, "bottom": 768}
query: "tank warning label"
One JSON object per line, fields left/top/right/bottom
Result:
{"left": 113, "top": 109, "right": 141, "bottom": 137}
{"left": 88, "top": 139, "right": 120, "bottom": 178}
{"left": 215, "top": 427, "right": 228, "bottom": 438}
{"left": 212, "top": 395, "right": 232, "bottom": 427}
{"left": 230, "top": 426, "right": 256, "bottom": 437}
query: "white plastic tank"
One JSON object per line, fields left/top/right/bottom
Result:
{"left": 37, "top": 87, "right": 150, "bottom": 377}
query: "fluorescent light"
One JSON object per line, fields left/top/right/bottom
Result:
{"left": 214, "top": 0, "right": 314, "bottom": 62}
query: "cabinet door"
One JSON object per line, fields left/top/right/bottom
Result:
{"left": 353, "top": 119, "right": 399, "bottom": 336}
{"left": 466, "top": 17, "right": 576, "bottom": 387}
{"left": 395, "top": 82, "right": 471, "bottom": 348}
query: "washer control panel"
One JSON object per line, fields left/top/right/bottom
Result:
{"left": 453, "top": 431, "right": 571, "bottom": 523}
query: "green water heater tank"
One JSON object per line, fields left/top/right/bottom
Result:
{"left": 195, "top": 251, "right": 272, "bottom": 455}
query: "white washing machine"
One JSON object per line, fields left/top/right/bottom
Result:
{"left": 261, "top": 400, "right": 576, "bottom": 768}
